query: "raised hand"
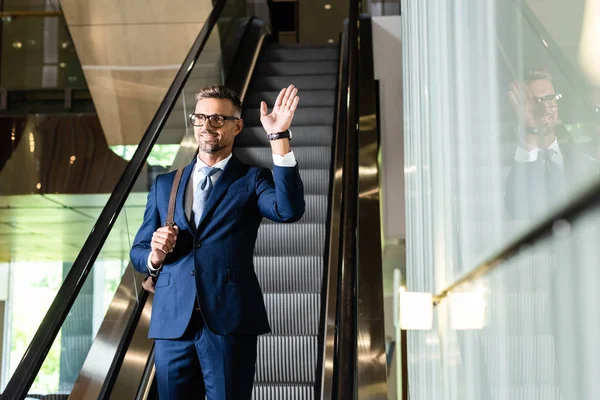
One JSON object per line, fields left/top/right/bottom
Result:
{"left": 260, "top": 85, "right": 300, "bottom": 134}
{"left": 508, "top": 81, "right": 538, "bottom": 129}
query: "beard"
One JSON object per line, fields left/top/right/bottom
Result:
{"left": 197, "top": 131, "right": 226, "bottom": 154}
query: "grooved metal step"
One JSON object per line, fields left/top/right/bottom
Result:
{"left": 253, "top": 256, "right": 324, "bottom": 293}
{"left": 252, "top": 384, "right": 314, "bottom": 400}
{"left": 255, "top": 61, "right": 338, "bottom": 76}
{"left": 233, "top": 147, "right": 331, "bottom": 170}
{"left": 261, "top": 48, "right": 338, "bottom": 62}
{"left": 244, "top": 90, "right": 336, "bottom": 108}
{"left": 236, "top": 126, "right": 334, "bottom": 147}
{"left": 250, "top": 75, "right": 337, "bottom": 91}
{"left": 264, "top": 294, "right": 320, "bottom": 335}
{"left": 298, "top": 169, "right": 330, "bottom": 194}
{"left": 255, "top": 224, "right": 326, "bottom": 256}
{"left": 243, "top": 107, "right": 335, "bottom": 126}
{"left": 244, "top": 42, "right": 338, "bottom": 399}
{"left": 255, "top": 335, "right": 318, "bottom": 383}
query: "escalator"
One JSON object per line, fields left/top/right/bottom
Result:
{"left": 0, "top": 0, "right": 361, "bottom": 398}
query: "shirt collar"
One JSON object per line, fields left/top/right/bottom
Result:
{"left": 196, "top": 153, "right": 232, "bottom": 173}
{"left": 514, "top": 139, "right": 562, "bottom": 163}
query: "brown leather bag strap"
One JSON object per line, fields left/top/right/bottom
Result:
{"left": 165, "top": 168, "right": 184, "bottom": 227}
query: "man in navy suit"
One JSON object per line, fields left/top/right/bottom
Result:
{"left": 130, "top": 84, "right": 305, "bottom": 399}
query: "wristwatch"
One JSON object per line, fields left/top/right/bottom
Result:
{"left": 267, "top": 129, "right": 292, "bottom": 141}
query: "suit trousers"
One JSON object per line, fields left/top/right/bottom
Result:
{"left": 154, "top": 310, "right": 258, "bottom": 400}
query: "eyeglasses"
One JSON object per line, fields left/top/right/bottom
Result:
{"left": 534, "top": 93, "right": 562, "bottom": 108}
{"left": 189, "top": 113, "right": 240, "bottom": 128}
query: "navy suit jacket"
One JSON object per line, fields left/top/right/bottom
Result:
{"left": 130, "top": 155, "right": 305, "bottom": 339}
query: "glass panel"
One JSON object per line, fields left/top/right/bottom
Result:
{"left": 407, "top": 208, "right": 600, "bottom": 399}
{"left": 1, "top": 4, "right": 251, "bottom": 393}
{"left": 1, "top": 13, "right": 86, "bottom": 90}
{"left": 401, "top": 0, "right": 600, "bottom": 399}
{"left": 402, "top": 0, "right": 600, "bottom": 280}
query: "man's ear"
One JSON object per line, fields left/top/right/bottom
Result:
{"left": 234, "top": 118, "right": 244, "bottom": 136}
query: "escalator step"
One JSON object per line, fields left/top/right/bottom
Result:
{"left": 250, "top": 75, "right": 337, "bottom": 91}
{"left": 261, "top": 48, "right": 338, "bottom": 62}
{"left": 236, "top": 126, "right": 334, "bottom": 147}
{"left": 243, "top": 107, "right": 334, "bottom": 126}
{"left": 233, "top": 147, "right": 331, "bottom": 170}
{"left": 244, "top": 90, "right": 336, "bottom": 108}
{"left": 255, "top": 61, "right": 338, "bottom": 76}
{"left": 256, "top": 335, "right": 317, "bottom": 383}
{"left": 255, "top": 224, "right": 326, "bottom": 256}
{"left": 298, "top": 169, "right": 330, "bottom": 194}
{"left": 254, "top": 256, "right": 323, "bottom": 293}
{"left": 264, "top": 293, "right": 320, "bottom": 335}
{"left": 252, "top": 384, "right": 314, "bottom": 400}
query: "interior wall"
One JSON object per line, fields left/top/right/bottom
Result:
{"left": 372, "top": 16, "right": 403, "bottom": 400}
{"left": 372, "top": 16, "right": 404, "bottom": 242}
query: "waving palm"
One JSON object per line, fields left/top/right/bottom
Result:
{"left": 260, "top": 85, "right": 300, "bottom": 134}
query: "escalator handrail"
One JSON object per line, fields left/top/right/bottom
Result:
{"left": 334, "top": 0, "right": 361, "bottom": 397}
{"left": 0, "top": 1, "right": 228, "bottom": 398}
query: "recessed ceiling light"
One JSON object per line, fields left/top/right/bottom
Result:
{"left": 59, "top": 62, "right": 66, "bottom": 68}
{"left": 12, "top": 41, "right": 22, "bottom": 49}
{"left": 328, "top": 39, "right": 335, "bottom": 44}
{"left": 324, "top": 4, "right": 332, "bottom": 9}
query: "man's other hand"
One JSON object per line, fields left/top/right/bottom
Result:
{"left": 150, "top": 225, "right": 179, "bottom": 267}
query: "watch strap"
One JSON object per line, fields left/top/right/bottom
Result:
{"left": 268, "top": 129, "right": 292, "bottom": 141}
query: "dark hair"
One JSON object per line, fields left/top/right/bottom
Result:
{"left": 195, "top": 85, "right": 242, "bottom": 117}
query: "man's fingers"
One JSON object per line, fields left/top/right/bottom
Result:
{"left": 151, "top": 244, "right": 168, "bottom": 255}
{"left": 285, "top": 88, "right": 298, "bottom": 108}
{"left": 508, "top": 90, "right": 519, "bottom": 109}
{"left": 290, "top": 96, "right": 300, "bottom": 112}
{"left": 260, "top": 101, "right": 268, "bottom": 117}
{"left": 281, "top": 85, "right": 294, "bottom": 108}
{"left": 152, "top": 237, "right": 174, "bottom": 252}
{"left": 157, "top": 226, "right": 178, "bottom": 237}
{"left": 274, "top": 88, "right": 286, "bottom": 107}
{"left": 153, "top": 232, "right": 177, "bottom": 245}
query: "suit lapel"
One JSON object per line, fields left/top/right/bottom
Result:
{"left": 174, "top": 159, "right": 196, "bottom": 233}
{"left": 196, "top": 155, "right": 246, "bottom": 233}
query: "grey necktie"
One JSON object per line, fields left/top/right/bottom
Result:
{"left": 193, "top": 166, "right": 220, "bottom": 228}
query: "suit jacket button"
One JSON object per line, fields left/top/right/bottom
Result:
{"left": 190, "top": 270, "right": 195, "bottom": 276}
{"left": 194, "top": 243, "right": 202, "bottom": 249}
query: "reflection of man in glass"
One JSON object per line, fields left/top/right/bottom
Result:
{"left": 505, "top": 69, "right": 591, "bottom": 218}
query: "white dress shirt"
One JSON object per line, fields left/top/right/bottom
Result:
{"left": 147, "top": 151, "right": 297, "bottom": 272}
{"left": 513, "top": 139, "right": 564, "bottom": 171}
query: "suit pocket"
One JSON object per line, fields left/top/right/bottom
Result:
{"left": 155, "top": 272, "right": 170, "bottom": 288}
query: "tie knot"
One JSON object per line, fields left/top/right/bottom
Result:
{"left": 538, "top": 149, "right": 556, "bottom": 162}
{"left": 200, "top": 166, "right": 220, "bottom": 177}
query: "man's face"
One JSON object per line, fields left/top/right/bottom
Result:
{"left": 527, "top": 79, "right": 559, "bottom": 132}
{"left": 193, "top": 98, "right": 243, "bottom": 155}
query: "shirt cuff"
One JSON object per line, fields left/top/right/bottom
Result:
{"left": 272, "top": 151, "right": 297, "bottom": 167}
{"left": 147, "top": 253, "right": 161, "bottom": 276}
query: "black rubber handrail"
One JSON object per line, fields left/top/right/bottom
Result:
{"left": 334, "top": 0, "right": 360, "bottom": 398}
{"left": 0, "top": 1, "right": 227, "bottom": 398}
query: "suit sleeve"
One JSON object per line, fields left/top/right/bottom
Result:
{"left": 130, "top": 176, "right": 161, "bottom": 274}
{"left": 255, "top": 164, "right": 305, "bottom": 223}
